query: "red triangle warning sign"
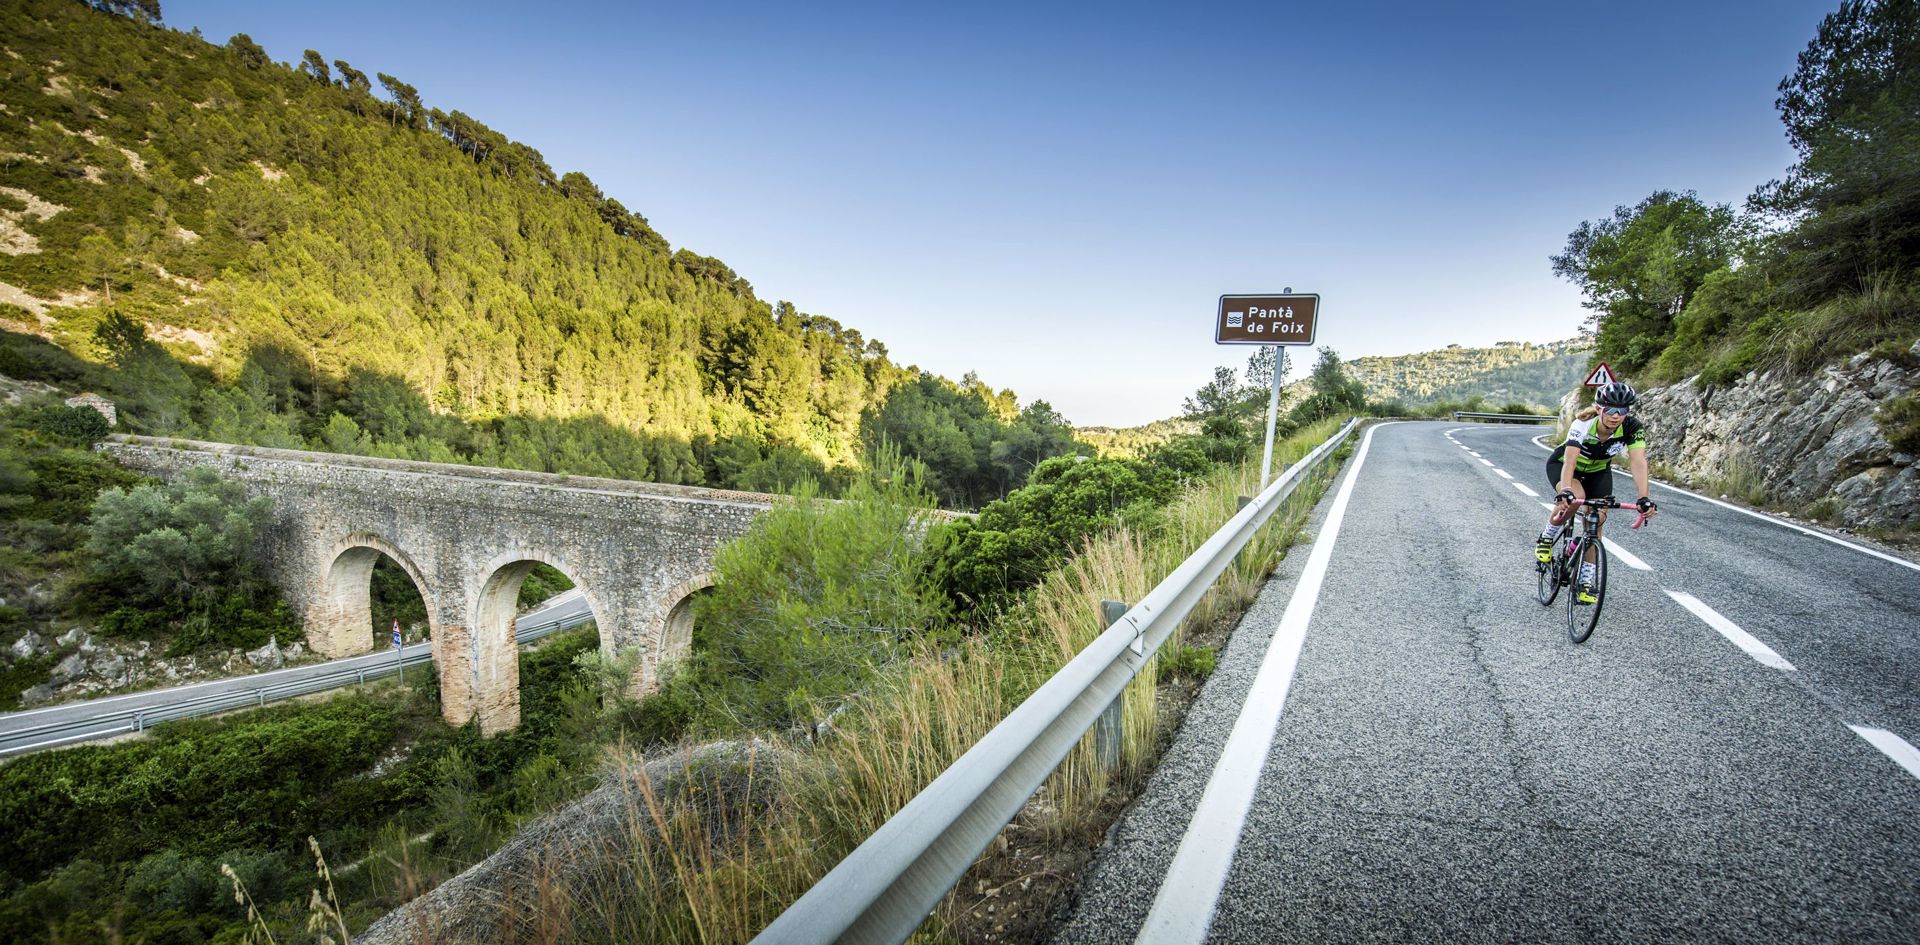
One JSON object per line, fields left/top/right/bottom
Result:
{"left": 1583, "top": 362, "right": 1616, "bottom": 387}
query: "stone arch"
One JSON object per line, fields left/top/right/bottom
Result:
{"left": 313, "top": 533, "right": 437, "bottom": 659}
{"left": 468, "top": 549, "right": 602, "bottom": 734}
{"left": 655, "top": 572, "right": 715, "bottom": 678}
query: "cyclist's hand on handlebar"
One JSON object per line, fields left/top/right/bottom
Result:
{"left": 1555, "top": 489, "right": 1576, "bottom": 506}
{"left": 1636, "top": 496, "right": 1657, "bottom": 516}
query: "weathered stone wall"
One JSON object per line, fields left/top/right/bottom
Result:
{"left": 99, "top": 436, "right": 774, "bottom": 732}
{"left": 1630, "top": 343, "right": 1919, "bottom": 529}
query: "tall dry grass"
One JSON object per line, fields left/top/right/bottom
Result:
{"left": 358, "top": 417, "right": 1353, "bottom": 945}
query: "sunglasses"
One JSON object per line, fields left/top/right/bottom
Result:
{"left": 1602, "top": 407, "right": 1630, "bottom": 416}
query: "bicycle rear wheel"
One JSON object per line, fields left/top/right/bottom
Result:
{"left": 1535, "top": 543, "right": 1563, "bottom": 605}
{"left": 1567, "top": 537, "right": 1609, "bottom": 644}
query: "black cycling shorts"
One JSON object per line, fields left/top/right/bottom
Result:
{"left": 1546, "top": 455, "right": 1613, "bottom": 500}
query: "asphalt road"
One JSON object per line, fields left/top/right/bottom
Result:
{"left": 1052, "top": 420, "right": 1920, "bottom": 944}
{"left": 0, "top": 590, "right": 593, "bottom": 757}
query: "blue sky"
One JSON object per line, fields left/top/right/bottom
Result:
{"left": 164, "top": 0, "right": 1838, "bottom": 426}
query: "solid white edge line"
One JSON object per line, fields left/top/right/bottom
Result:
{"left": 1493, "top": 469, "right": 1513, "bottom": 480}
{"left": 1522, "top": 429, "right": 1919, "bottom": 574}
{"left": 1135, "top": 422, "right": 1390, "bottom": 945}
{"left": 1848, "top": 726, "right": 1920, "bottom": 782}
{"left": 1513, "top": 483, "right": 1539, "bottom": 497}
{"left": 1664, "top": 590, "right": 1795, "bottom": 671}
{"left": 1601, "top": 537, "right": 1651, "bottom": 571}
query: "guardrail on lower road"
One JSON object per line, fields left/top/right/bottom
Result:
{"left": 1452, "top": 411, "right": 1555, "bottom": 423}
{"left": 0, "top": 610, "right": 595, "bottom": 758}
{"left": 752, "top": 418, "right": 1360, "bottom": 945}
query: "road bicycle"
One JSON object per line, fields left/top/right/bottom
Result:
{"left": 1535, "top": 496, "right": 1651, "bottom": 643}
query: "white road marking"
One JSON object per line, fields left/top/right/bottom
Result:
{"left": 1649, "top": 479, "right": 1920, "bottom": 575}
{"left": 1602, "top": 538, "right": 1651, "bottom": 571}
{"left": 1513, "top": 483, "right": 1539, "bottom": 497}
{"left": 1467, "top": 450, "right": 1481, "bottom": 457}
{"left": 1665, "top": 590, "right": 1795, "bottom": 671}
{"left": 1493, "top": 469, "right": 1513, "bottom": 479}
{"left": 1848, "top": 726, "right": 1920, "bottom": 782}
{"left": 1520, "top": 430, "right": 1918, "bottom": 574}
{"left": 1136, "top": 423, "right": 1389, "bottom": 945}
{"left": 1478, "top": 458, "right": 1495, "bottom": 467}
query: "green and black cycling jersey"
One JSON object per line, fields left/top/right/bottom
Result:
{"left": 1559, "top": 415, "right": 1647, "bottom": 473}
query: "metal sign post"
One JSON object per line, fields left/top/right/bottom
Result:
{"left": 1217, "top": 291, "right": 1320, "bottom": 488}
{"left": 1259, "top": 349, "right": 1284, "bottom": 488}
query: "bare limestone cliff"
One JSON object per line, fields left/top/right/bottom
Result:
{"left": 1625, "top": 342, "right": 1919, "bottom": 531}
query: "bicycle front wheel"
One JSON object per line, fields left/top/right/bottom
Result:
{"left": 1568, "top": 537, "right": 1609, "bottom": 644}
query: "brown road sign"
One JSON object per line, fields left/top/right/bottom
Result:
{"left": 1216, "top": 293, "right": 1319, "bottom": 345}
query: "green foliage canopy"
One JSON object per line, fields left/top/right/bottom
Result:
{"left": 684, "top": 448, "right": 952, "bottom": 730}
{"left": 1551, "top": 192, "right": 1751, "bottom": 374}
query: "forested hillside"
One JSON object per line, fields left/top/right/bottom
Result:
{"left": 1343, "top": 340, "right": 1585, "bottom": 408}
{"left": 0, "top": 0, "right": 1078, "bottom": 509}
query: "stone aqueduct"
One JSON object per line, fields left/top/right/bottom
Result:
{"left": 102, "top": 436, "right": 776, "bottom": 733}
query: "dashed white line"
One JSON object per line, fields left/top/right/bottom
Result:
{"left": 1478, "top": 458, "right": 1495, "bottom": 467}
{"left": 1493, "top": 469, "right": 1513, "bottom": 480}
{"left": 1848, "top": 726, "right": 1920, "bottom": 782}
{"left": 1513, "top": 483, "right": 1539, "bottom": 497}
{"left": 1136, "top": 423, "right": 1389, "bottom": 945}
{"left": 1664, "top": 590, "right": 1795, "bottom": 671}
{"left": 1602, "top": 538, "right": 1651, "bottom": 571}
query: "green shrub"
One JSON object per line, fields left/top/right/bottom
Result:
{"left": 22, "top": 404, "right": 111, "bottom": 445}
{"left": 0, "top": 652, "right": 53, "bottom": 709}
{"left": 688, "top": 447, "right": 950, "bottom": 731}
{"left": 1805, "top": 496, "right": 1845, "bottom": 525}
{"left": 98, "top": 604, "right": 171, "bottom": 638}
{"left": 515, "top": 562, "right": 575, "bottom": 610}
{"left": 0, "top": 695, "right": 400, "bottom": 885}
{"left": 0, "top": 343, "right": 31, "bottom": 378}
{"left": 82, "top": 466, "right": 302, "bottom": 650}
{"left": 125, "top": 850, "right": 224, "bottom": 915}
{"left": 1161, "top": 643, "right": 1216, "bottom": 682}
{"left": 1869, "top": 337, "right": 1920, "bottom": 368}
{"left": 1876, "top": 394, "right": 1920, "bottom": 454}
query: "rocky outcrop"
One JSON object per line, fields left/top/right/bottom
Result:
{"left": 2, "top": 627, "right": 316, "bottom": 708}
{"left": 1631, "top": 342, "right": 1919, "bottom": 529}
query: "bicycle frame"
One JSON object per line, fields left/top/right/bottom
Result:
{"left": 1537, "top": 496, "right": 1651, "bottom": 642}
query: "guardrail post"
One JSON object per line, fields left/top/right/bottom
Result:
{"left": 1093, "top": 599, "right": 1131, "bottom": 769}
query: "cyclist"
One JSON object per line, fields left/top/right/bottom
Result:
{"left": 1534, "top": 381, "right": 1658, "bottom": 603}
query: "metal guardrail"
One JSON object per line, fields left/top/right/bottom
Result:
{"left": 753, "top": 418, "right": 1360, "bottom": 945}
{"left": 1452, "top": 411, "right": 1554, "bottom": 423}
{"left": 0, "top": 610, "right": 595, "bottom": 757}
